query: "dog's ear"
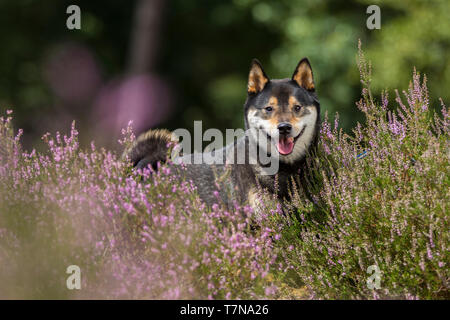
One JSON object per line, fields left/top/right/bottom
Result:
{"left": 292, "top": 58, "right": 315, "bottom": 91}
{"left": 247, "top": 59, "right": 269, "bottom": 95}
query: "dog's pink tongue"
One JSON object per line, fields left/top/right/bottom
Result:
{"left": 277, "top": 137, "right": 294, "bottom": 155}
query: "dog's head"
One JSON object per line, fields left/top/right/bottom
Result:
{"left": 244, "top": 58, "right": 320, "bottom": 164}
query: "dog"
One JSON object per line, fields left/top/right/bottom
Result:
{"left": 124, "top": 58, "right": 320, "bottom": 210}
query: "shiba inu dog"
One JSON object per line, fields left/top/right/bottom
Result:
{"left": 124, "top": 58, "right": 320, "bottom": 209}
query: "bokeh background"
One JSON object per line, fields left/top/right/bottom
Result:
{"left": 0, "top": 0, "right": 449, "bottom": 150}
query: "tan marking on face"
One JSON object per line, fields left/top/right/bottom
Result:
{"left": 288, "top": 96, "right": 301, "bottom": 123}
{"left": 268, "top": 96, "right": 278, "bottom": 107}
{"left": 289, "top": 114, "right": 297, "bottom": 124}
{"left": 269, "top": 112, "right": 287, "bottom": 126}
{"left": 267, "top": 96, "right": 282, "bottom": 126}
{"left": 288, "top": 96, "right": 300, "bottom": 109}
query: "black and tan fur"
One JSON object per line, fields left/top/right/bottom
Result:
{"left": 123, "top": 58, "right": 320, "bottom": 210}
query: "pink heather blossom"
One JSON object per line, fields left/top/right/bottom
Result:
{"left": 0, "top": 50, "right": 447, "bottom": 300}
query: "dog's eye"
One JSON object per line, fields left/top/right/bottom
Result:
{"left": 265, "top": 106, "right": 273, "bottom": 112}
{"left": 294, "top": 105, "right": 302, "bottom": 112}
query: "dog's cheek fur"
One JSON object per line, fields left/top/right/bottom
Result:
{"left": 281, "top": 106, "right": 318, "bottom": 164}
{"left": 247, "top": 108, "right": 277, "bottom": 136}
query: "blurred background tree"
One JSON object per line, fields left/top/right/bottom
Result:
{"left": 0, "top": 0, "right": 448, "bottom": 150}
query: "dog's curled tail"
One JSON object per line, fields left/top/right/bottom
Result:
{"left": 122, "top": 129, "right": 176, "bottom": 170}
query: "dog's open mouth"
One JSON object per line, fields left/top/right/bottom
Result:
{"left": 277, "top": 136, "right": 295, "bottom": 155}
{"left": 275, "top": 126, "right": 306, "bottom": 156}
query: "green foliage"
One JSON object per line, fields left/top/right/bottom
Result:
{"left": 1, "top": 1, "right": 449, "bottom": 145}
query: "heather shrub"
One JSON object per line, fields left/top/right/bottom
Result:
{"left": 0, "top": 46, "right": 448, "bottom": 299}
{"left": 0, "top": 115, "right": 277, "bottom": 299}
{"left": 269, "top": 45, "right": 449, "bottom": 299}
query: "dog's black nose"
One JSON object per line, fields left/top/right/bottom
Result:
{"left": 277, "top": 123, "right": 292, "bottom": 135}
